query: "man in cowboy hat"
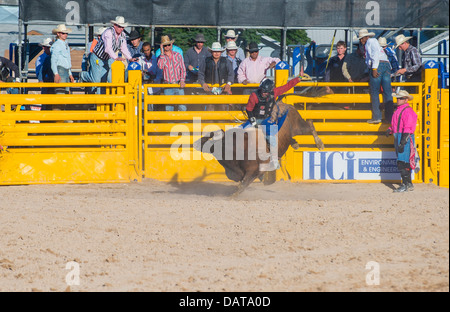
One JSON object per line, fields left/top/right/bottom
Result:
{"left": 237, "top": 42, "right": 280, "bottom": 94}
{"left": 91, "top": 16, "right": 137, "bottom": 93}
{"left": 386, "top": 90, "right": 418, "bottom": 192}
{"left": 378, "top": 37, "right": 400, "bottom": 81}
{"left": 355, "top": 29, "right": 394, "bottom": 124}
{"left": 224, "top": 41, "right": 242, "bottom": 83}
{"left": 36, "top": 38, "right": 54, "bottom": 96}
{"left": 157, "top": 34, "right": 187, "bottom": 111}
{"left": 127, "top": 30, "right": 144, "bottom": 59}
{"left": 394, "top": 34, "right": 422, "bottom": 92}
{"left": 50, "top": 24, "right": 74, "bottom": 101}
{"left": 198, "top": 42, "right": 234, "bottom": 109}
{"left": 184, "top": 33, "right": 211, "bottom": 84}
{"left": 221, "top": 30, "right": 245, "bottom": 61}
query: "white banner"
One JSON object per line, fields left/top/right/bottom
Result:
{"left": 303, "top": 151, "right": 401, "bottom": 181}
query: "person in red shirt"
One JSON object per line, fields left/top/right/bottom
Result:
{"left": 245, "top": 76, "right": 301, "bottom": 171}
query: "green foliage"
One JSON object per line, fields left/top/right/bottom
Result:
{"left": 137, "top": 27, "right": 311, "bottom": 52}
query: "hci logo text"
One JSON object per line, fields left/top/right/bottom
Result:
{"left": 307, "top": 152, "right": 356, "bottom": 180}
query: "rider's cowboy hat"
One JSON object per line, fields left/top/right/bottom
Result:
{"left": 52, "top": 24, "right": 72, "bottom": 34}
{"left": 353, "top": 29, "right": 375, "bottom": 40}
{"left": 392, "top": 89, "right": 414, "bottom": 101}
{"left": 225, "top": 41, "right": 238, "bottom": 50}
{"left": 395, "top": 34, "right": 413, "bottom": 49}
{"left": 208, "top": 42, "right": 225, "bottom": 52}
{"left": 160, "top": 35, "right": 175, "bottom": 46}
{"left": 224, "top": 30, "right": 238, "bottom": 39}
{"left": 39, "top": 37, "right": 53, "bottom": 47}
{"left": 110, "top": 16, "right": 128, "bottom": 28}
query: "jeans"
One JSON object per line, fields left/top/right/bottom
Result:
{"left": 163, "top": 88, "right": 187, "bottom": 111}
{"left": 89, "top": 53, "right": 110, "bottom": 94}
{"left": 369, "top": 62, "right": 393, "bottom": 121}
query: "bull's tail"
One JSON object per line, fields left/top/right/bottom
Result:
{"left": 308, "top": 120, "right": 324, "bottom": 150}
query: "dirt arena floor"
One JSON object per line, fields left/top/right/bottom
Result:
{"left": 0, "top": 179, "right": 448, "bottom": 292}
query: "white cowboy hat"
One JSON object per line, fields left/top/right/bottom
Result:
{"left": 353, "top": 29, "right": 375, "bottom": 40}
{"left": 95, "top": 27, "right": 108, "bottom": 36}
{"left": 208, "top": 42, "right": 225, "bottom": 52}
{"left": 110, "top": 16, "right": 128, "bottom": 28}
{"left": 392, "top": 89, "right": 414, "bottom": 101}
{"left": 395, "top": 34, "right": 413, "bottom": 49}
{"left": 378, "top": 37, "right": 389, "bottom": 47}
{"left": 225, "top": 30, "right": 237, "bottom": 39}
{"left": 160, "top": 35, "right": 175, "bottom": 45}
{"left": 39, "top": 37, "right": 53, "bottom": 47}
{"left": 225, "top": 41, "right": 238, "bottom": 50}
{"left": 52, "top": 24, "right": 72, "bottom": 35}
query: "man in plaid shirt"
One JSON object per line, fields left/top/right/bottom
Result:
{"left": 157, "top": 35, "right": 187, "bottom": 111}
{"left": 394, "top": 35, "right": 422, "bottom": 92}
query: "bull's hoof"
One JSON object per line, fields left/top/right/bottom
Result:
{"left": 263, "top": 171, "right": 276, "bottom": 185}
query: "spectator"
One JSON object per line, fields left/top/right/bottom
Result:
{"left": 154, "top": 34, "right": 183, "bottom": 58}
{"left": 127, "top": 30, "right": 144, "bottom": 59}
{"left": 378, "top": 37, "right": 400, "bottom": 82}
{"left": 237, "top": 42, "right": 280, "bottom": 94}
{"left": 138, "top": 41, "right": 162, "bottom": 96}
{"left": 157, "top": 35, "right": 187, "bottom": 112}
{"left": 91, "top": 16, "right": 137, "bottom": 93}
{"left": 342, "top": 43, "right": 369, "bottom": 92}
{"left": 394, "top": 34, "right": 423, "bottom": 93}
{"left": 386, "top": 90, "right": 418, "bottom": 192}
{"left": 0, "top": 56, "right": 20, "bottom": 83}
{"left": 36, "top": 38, "right": 54, "bottom": 97}
{"left": 356, "top": 29, "right": 393, "bottom": 124}
{"left": 325, "top": 40, "right": 347, "bottom": 94}
{"left": 198, "top": 42, "right": 234, "bottom": 111}
{"left": 224, "top": 41, "right": 242, "bottom": 83}
{"left": 221, "top": 30, "right": 245, "bottom": 61}
{"left": 51, "top": 24, "right": 74, "bottom": 99}
{"left": 184, "top": 33, "right": 211, "bottom": 84}
{"left": 35, "top": 38, "right": 52, "bottom": 81}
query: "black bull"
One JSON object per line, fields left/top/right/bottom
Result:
{"left": 194, "top": 102, "right": 324, "bottom": 195}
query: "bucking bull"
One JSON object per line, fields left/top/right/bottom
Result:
{"left": 194, "top": 100, "right": 324, "bottom": 195}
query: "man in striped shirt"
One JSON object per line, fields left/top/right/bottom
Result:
{"left": 157, "top": 35, "right": 187, "bottom": 111}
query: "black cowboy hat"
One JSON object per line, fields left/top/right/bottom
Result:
{"left": 246, "top": 42, "right": 261, "bottom": 53}
{"left": 194, "top": 33, "right": 206, "bottom": 43}
{"left": 128, "top": 30, "right": 141, "bottom": 41}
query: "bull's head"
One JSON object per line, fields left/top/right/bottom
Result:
{"left": 193, "top": 129, "right": 225, "bottom": 155}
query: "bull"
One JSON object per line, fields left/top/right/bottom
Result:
{"left": 194, "top": 101, "right": 324, "bottom": 195}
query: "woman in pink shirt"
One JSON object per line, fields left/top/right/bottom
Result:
{"left": 386, "top": 90, "right": 418, "bottom": 192}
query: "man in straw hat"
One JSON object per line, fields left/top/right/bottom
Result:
{"left": 386, "top": 90, "right": 418, "bottom": 192}
{"left": 184, "top": 33, "right": 211, "bottom": 84}
{"left": 394, "top": 34, "right": 422, "bottom": 92}
{"left": 157, "top": 34, "right": 187, "bottom": 111}
{"left": 355, "top": 29, "right": 394, "bottom": 124}
{"left": 51, "top": 24, "right": 74, "bottom": 88}
{"left": 222, "top": 30, "right": 245, "bottom": 61}
{"left": 198, "top": 42, "right": 234, "bottom": 109}
{"left": 91, "top": 16, "right": 137, "bottom": 93}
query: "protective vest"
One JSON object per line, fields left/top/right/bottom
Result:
{"left": 254, "top": 90, "right": 275, "bottom": 119}
{"left": 204, "top": 57, "right": 229, "bottom": 85}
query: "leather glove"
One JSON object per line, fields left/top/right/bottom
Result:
{"left": 385, "top": 129, "right": 392, "bottom": 137}
{"left": 398, "top": 133, "right": 410, "bottom": 153}
{"left": 250, "top": 117, "right": 257, "bottom": 127}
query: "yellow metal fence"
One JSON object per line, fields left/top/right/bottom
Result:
{"left": 1, "top": 62, "right": 448, "bottom": 187}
